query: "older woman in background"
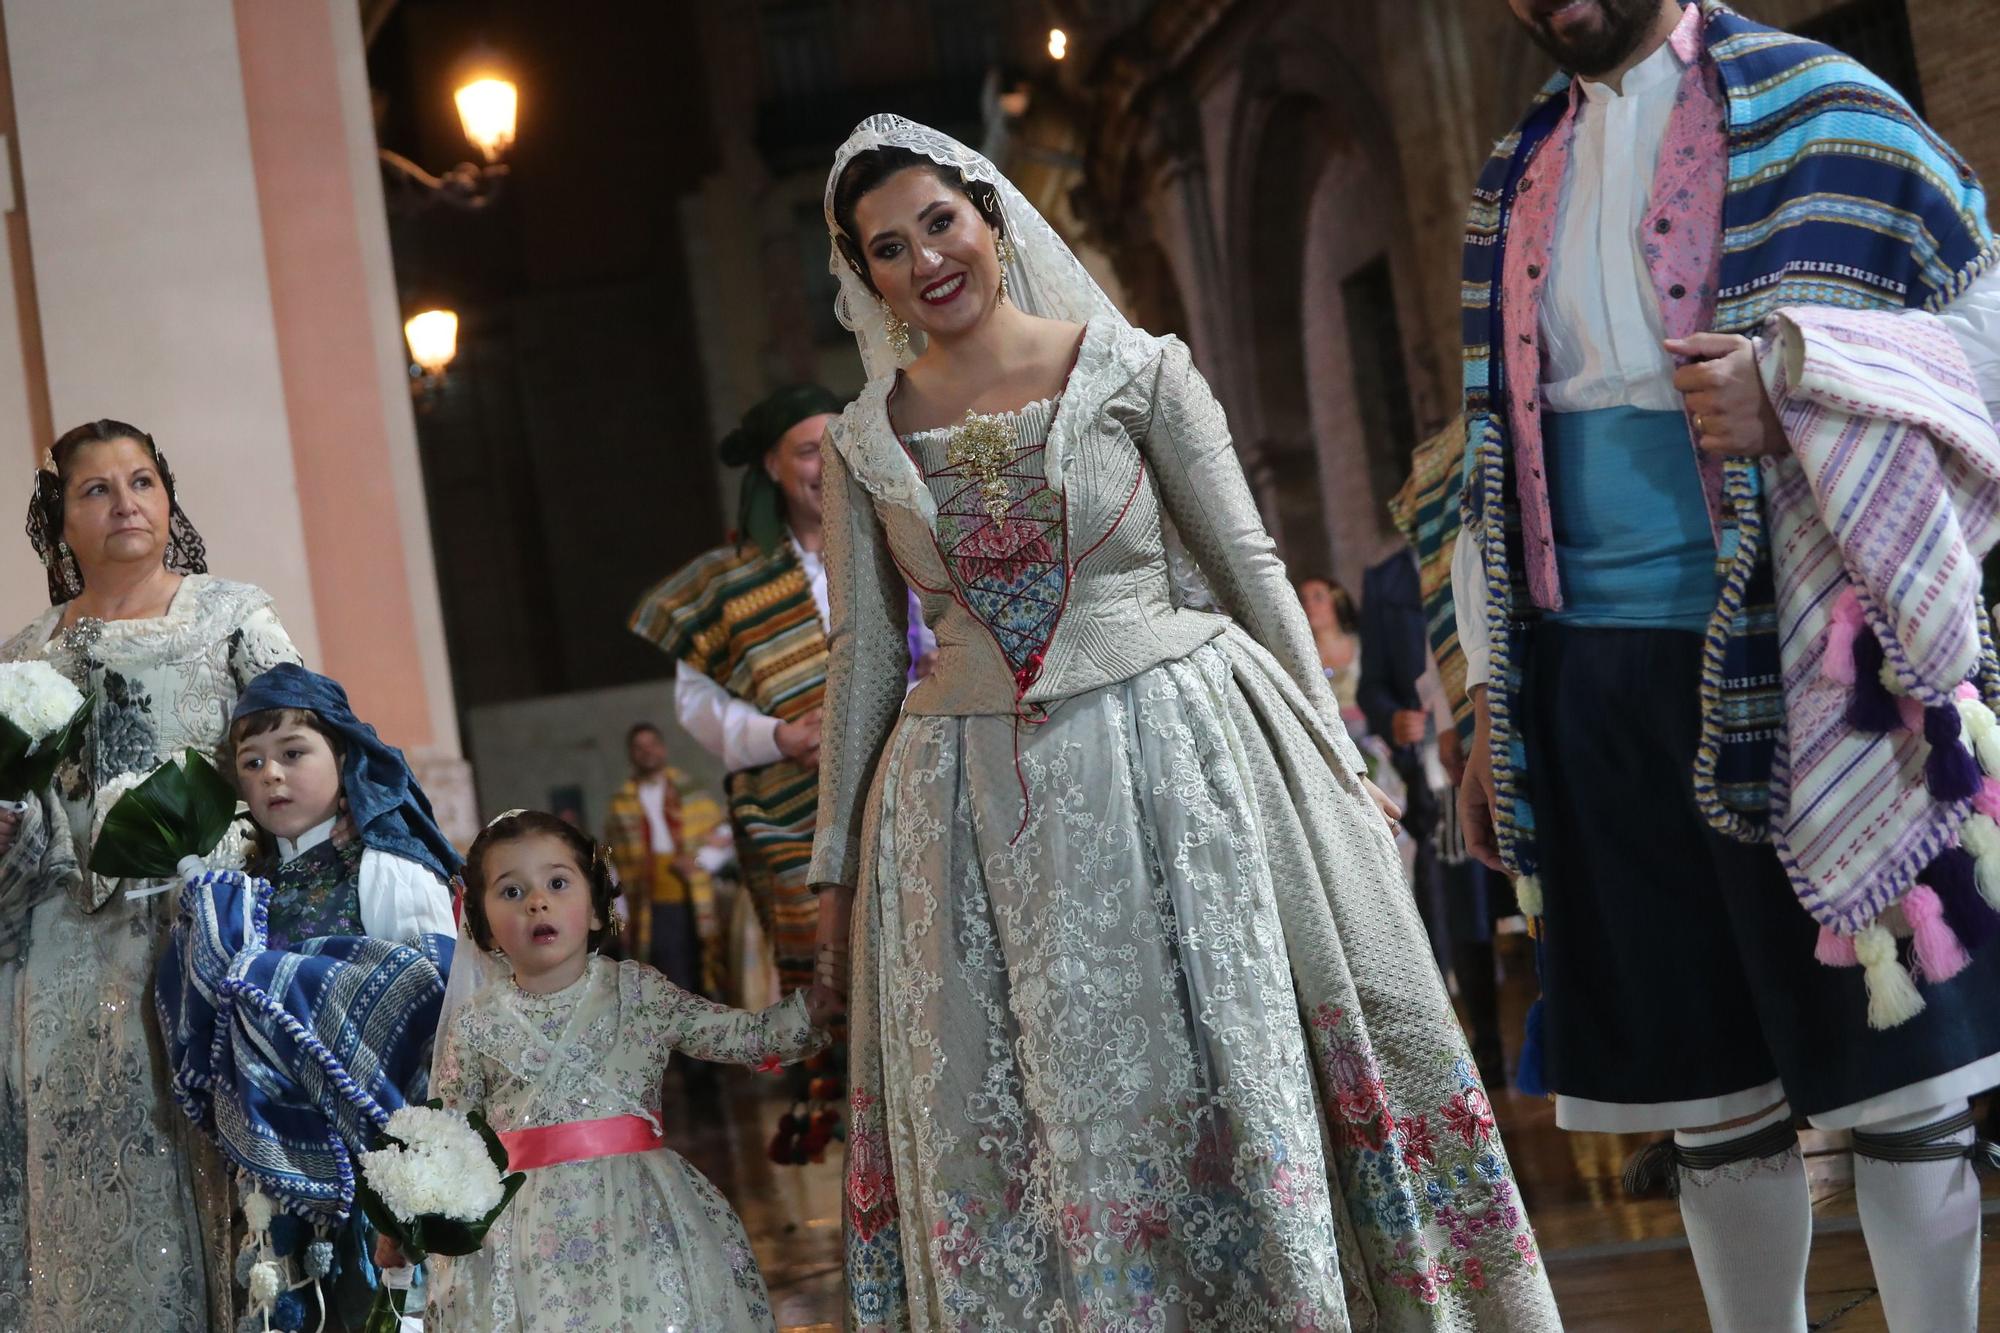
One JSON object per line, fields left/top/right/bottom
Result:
{"left": 0, "top": 419, "right": 298, "bottom": 1331}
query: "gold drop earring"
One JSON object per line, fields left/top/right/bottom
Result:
{"left": 880, "top": 298, "right": 910, "bottom": 357}
{"left": 995, "top": 232, "right": 1016, "bottom": 304}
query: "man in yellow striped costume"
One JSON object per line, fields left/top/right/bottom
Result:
{"left": 603, "top": 722, "right": 726, "bottom": 996}
{"left": 629, "top": 386, "right": 846, "bottom": 995}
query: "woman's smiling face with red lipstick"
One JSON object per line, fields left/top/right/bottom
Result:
{"left": 853, "top": 166, "right": 1006, "bottom": 347}
{"left": 478, "top": 831, "right": 604, "bottom": 994}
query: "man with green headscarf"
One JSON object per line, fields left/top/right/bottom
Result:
{"left": 630, "top": 385, "right": 932, "bottom": 1006}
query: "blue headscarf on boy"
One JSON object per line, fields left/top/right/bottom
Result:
{"left": 232, "top": 663, "right": 462, "bottom": 881}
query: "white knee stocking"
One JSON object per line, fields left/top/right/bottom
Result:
{"left": 1851, "top": 1100, "right": 1981, "bottom": 1332}
{"left": 1673, "top": 1103, "right": 1811, "bottom": 1333}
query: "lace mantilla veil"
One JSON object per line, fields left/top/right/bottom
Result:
{"left": 823, "top": 114, "right": 1217, "bottom": 609}
{"left": 823, "top": 114, "right": 1130, "bottom": 380}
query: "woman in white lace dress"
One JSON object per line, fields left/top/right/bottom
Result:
{"left": 0, "top": 420, "right": 299, "bottom": 1331}
{"left": 807, "top": 118, "right": 1561, "bottom": 1331}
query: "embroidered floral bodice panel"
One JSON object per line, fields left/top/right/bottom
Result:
{"left": 261, "top": 837, "right": 366, "bottom": 949}
{"left": 902, "top": 397, "right": 1067, "bottom": 690}
{"left": 434, "top": 956, "right": 823, "bottom": 1133}
{"left": 811, "top": 321, "right": 1369, "bottom": 887}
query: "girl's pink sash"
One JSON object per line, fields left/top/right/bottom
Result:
{"left": 498, "top": 1114, "right": 662, "bottom": 1171}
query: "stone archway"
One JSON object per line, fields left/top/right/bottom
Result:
{"left": 1239, "top": 92, "right": 1333, "bottom": 567}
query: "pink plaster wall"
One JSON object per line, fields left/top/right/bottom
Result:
{"left": 233, "top": 0, "right": 433, "bottom": 747}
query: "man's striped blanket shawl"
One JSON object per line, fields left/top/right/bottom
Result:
{"left": 629, "top": 540, "right": 827, "bottom": 987}
{"left": 1443, "top": 0, "right": 1998, "bottom": 893}
{"left": 1390, "top": 418, "right": 1474, "bottom": 737}
{"left": 1762, "top": 307, "right": 2000, "bottom": 941}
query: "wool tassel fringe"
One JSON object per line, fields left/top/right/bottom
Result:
{"left": 1924, "top": 705, "right": 1983, "bottom": 801}
{"left": 1823, "top": 587, "right": 1864, "bottom": 685}
{"left": 1515, "top": 998, "right": 1548, "bottom": 1099}
{"left": 1959, "top": 694, "right": 2000, "bottom": 776}
{"left": 1846, "top": 631, "right": 1902, "bottom": 733}
{"left": 1973, "top": 779, "right": 2000, "bottom": 825}
{"left": 1855, "top": 922, "right": 1926, "bottom": 1028}
{"left": 1922, "top": 846, "right": 1999, "bottom": 953}
{"left": 1898, "top": 695, "right": 1927, "bottom": 734}
{"left": 1961, "top": 812, "right": 2000, "bottom": 911}
{"left": 1815, "top": 924, "right": 1859, "bottom": 967}
{"left": 1901, "top": 885, "right": 1971, "bottom": 982}
{"left": 1514, "top": 874, "right": 1544, "bottom": 921}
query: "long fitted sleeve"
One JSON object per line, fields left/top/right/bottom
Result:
{"left": 806, "top": 436, "right": 910, "bottom": 888}
{"left": 674, "top": 661, "right": 786, "bottom": 772}
{"left": 358, "top": 850, "right": 455, "bottom": 943}
{"left": 1452, "top": 529, "right": 1493, "bottom": 690}
{"left": 1138, "top": 339, "right": 1367, "bottom": 776}
{"left": 632, "top": 965, "right": 825, "bottom": 1068}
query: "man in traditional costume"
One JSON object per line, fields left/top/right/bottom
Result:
{"left": 631, "top": 387, "right": 848, "bottom": 995}
{"left": 1440, "top": 2, "right": 2000, "bottom": 1328}
{"left": 603, "top": 721, "right": 724, "bottom": 997}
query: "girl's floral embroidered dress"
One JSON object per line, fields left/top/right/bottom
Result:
{"left": 812, "top": 316, "right": 1560, "bottom": 1331}
{"left": 426, "top": 956, "right": 824, "bottom": 1332}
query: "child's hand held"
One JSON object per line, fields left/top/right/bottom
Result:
{"left": 803, "top": 982, "right": 845, "bottom": 1027}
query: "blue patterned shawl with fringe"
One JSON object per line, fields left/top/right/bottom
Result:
{"left": 155, "top": 868, "right": 453, "bottom": 1221}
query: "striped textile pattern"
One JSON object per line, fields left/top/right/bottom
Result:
{"left": 1451, "top": 0, "right": 1997, "bottom": 888}
{"left": 155, "top": 869, "right": 450, "bottom": 1221}
{"left": 1389, "top": 418, "right": 1475, "bottom": 735}
{"left": 1763, "top": 306, "right": 2000, "bottom": 934}
{"left": 630, "top": 542, "right": 828, "bottom": 988}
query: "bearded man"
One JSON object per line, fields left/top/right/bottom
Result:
{"left": 1445, "top": 3, "right": 2000, "bottom": 1328}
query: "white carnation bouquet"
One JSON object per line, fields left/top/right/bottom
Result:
{"left": 0, "top": 660, "right": 92, "bottom": 806}
{"left": 355, "top": 1101, "right": 523, "bottom": 1331}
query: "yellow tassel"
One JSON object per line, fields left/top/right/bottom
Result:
{"left": 1963, "top": 696, "right": 2000, "bottom": 776}
{"left": 1962, "top": 814, "right": 2000, "bottom": 911}
{"left": 1956, "top": 695, "right": 1997, "bottom": 744}
{"left": 1515, "top": 874, "right": 1544, "bottom": 919}
{"left": 1855, "top": 923, "right": 1926, "bottom": 1029}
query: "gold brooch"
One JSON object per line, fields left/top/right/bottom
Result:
{"left": 945, "top": 409, "right": 1016, "bottom": 529}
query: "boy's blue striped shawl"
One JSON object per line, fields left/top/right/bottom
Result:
{"left": 156, "top": 869, "right": 453, "bottom": 1221}
{"left": 1432, "top": 0, "right": 1998, "bottom": 885}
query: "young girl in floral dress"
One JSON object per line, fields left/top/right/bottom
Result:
{"left": 423, "top": 810, "right": 838, "bottom": 1332}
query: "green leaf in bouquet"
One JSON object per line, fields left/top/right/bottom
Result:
{"left": 88, "top": 749, "right": 237, "bottom": 879}
{"left": 0, "top": 713, "right": 32, "bottom": 778}
{"left": 4, "top": 692, "right": 95, "bottom": 801}
{"left": 183, "top": 747, "right": 239, "bottom": 857}
{"left": 363, "top": 1284, "right": 409, "bottom": 1333}
{"left": 463, "top": 1101, "right": 514, "bottom": 1174}
{"left": 415, "top": 1169, "right": 526, "bottom": 1258}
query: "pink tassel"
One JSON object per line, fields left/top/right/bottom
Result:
{"left": 1976, "top": 779, "right": 2000, "bottom": 823}
{"left": 1815, "top": 924, "right": 1859, "bottom": 967}
{"left": 1902, "top": 885, "right": 1971, "bottom": 982}
{"left": 1898, "top": 695, "right": 1926, "bottom": 734}
{"left": 1823, "top": 588, "right": 1864, "bottom": 685}
{"left": 1958, "top": 681, "right": 1981, "bottom": 702}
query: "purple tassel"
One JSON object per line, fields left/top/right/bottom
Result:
{"left": 1845, "top": 631, "right": 1902, "bottom": 733}
{"left": 1923, "top": 846, "right": 2000, "bottom": 954}
{"left": 1924, "top": 704, "right": 1982, "bottom": 801}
